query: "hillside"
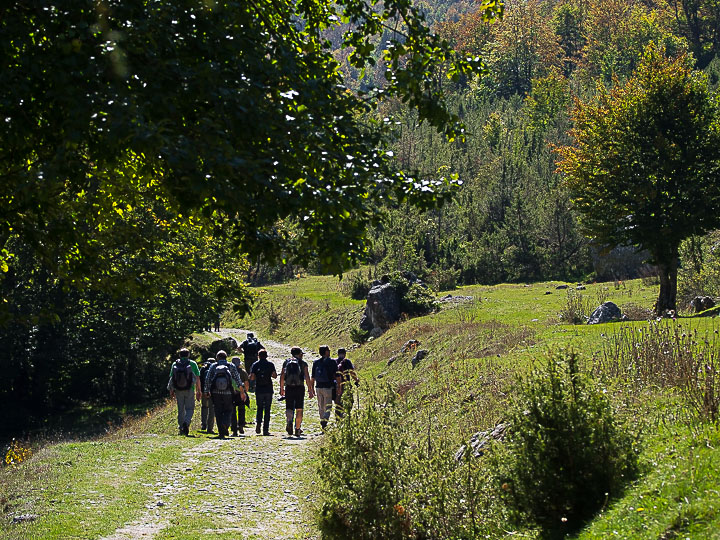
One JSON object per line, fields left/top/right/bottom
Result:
{"left": 3, "top": 275, "right": 720, "bottom": 539}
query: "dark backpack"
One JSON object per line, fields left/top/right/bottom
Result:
{"left": 244, "top": 338, "right": 260, "bottom": 357}
{"left": 172, "top": 358, "right": 193, "bottom": 390}
{"left": 285, "top": 358, "right": 303, "bottom": 387}
{"left": 313, "top": 358, "right": 332, "bottom": 385}
{"left": 213, "top": 364, "right": 232, "bottom": 392}
{"left": 255, "top": 361, "right": 273, "bottom": 387}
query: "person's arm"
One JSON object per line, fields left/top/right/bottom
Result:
{"left": 279, "top": 367, "right": 286, "bottom": 396}
{"left": 167, "top": 375, "right": 175, "bottom": 398}
{"left": 271, "top": 368, "right": 278, "bottom": 379}
{"left": 191, "top": 361, "right": 202, "bottom": 400}
{"left": 204, "top": 365, "right": 215, "bottom": 395}
{"left": 304, "top": 366, "right": 315, "bottom": 398}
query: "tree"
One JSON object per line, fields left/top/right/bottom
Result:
{"left": 556, "top": 46, "right": 720, "bottom": 314}
{"left": 0, "top": 0, "right": 503, "bottom": 301}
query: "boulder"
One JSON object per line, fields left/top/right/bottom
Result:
{"left": 401, "top": 339, "right": 421, "bottom": 353}
{"left": 359, "top": 282, "right": 401, "bottom": 332}
{"left": 690, "top": 296, "right": 716, "bottom": 313}
{"left": 209, "top": 336, "right": 239, "bottom": 355}
{"left": 411, "top": 349, "right": 429, "bottom": 367}
{"left": 587, "top": 301, "right": 622, "bottom": 324}
{"left": 555, "top": 284, "right": 569, "bottom": 290}
{"left": 455, "top": 423, "right": 509, "bottom": 461}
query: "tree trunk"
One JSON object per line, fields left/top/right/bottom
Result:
{"left": 655, "top": 250, "right": 679, "bottom": 315}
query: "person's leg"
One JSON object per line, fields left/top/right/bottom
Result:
{"left": 175, "top": 391, "right": 184, "bottom": 433}
{"left": 238, "top": 396, "right": 246, "bottom": 431}
{"left": 231, "top": 398, "right": 239, "bottom": 436}
{"left": 260, "top": 393, "right": 272, "bottom": 434}
{"left": 207, "top": 398, "right": 215, "bottom": 432}
{"left": 211, "top": 393, "right": 224, "bottom": 437}
{"left": 220, "top": 394, "right": 233, "bottom": 436}
{"left": 255, "top": 393, "right": 264, "bottom": 433}
{"left": 183, "top": 390, "right": 195, "bottom": 431}
{"left": 317, "top": 388, "right": 332, "bottom": 428}
{"left": 295, "top": 409, "right": 304, "bottom": 430}
{"left": 201, "top": 395, "right": 210, "bottom": 430}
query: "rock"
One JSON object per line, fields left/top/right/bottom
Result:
{"left": 400, "top": 339, "right": 421, "bottom": 353}
{"left": 359, "top": 282, "right": 401, "bottom": 333}
{"left": 587, "top": 301, "right": 622, "bottom": 324}
{"left": 209, "top": 336, "right": 239, "bottom": 355}
{"left": 11, "top": 514, "right": 38, "bottom": 524}
{"left": 387, "top": 356, "right": 397, "bottom": 366}
{"left": 555, "top": 284, "right": 569, "bottom": 290}
{"left": 690, "top": 296, "right": 716, "bottom": 313}
{"left": 544, "top": 291, "right": 552, "bottom": 295}
{"left": 437, "top": 295, "right": 474, "bottom": 304}
{"left": 411, "top": 349, "right": 428, "bottom": 368}
{"left": 455, "top": 423, "right": 509, "bottom": 461}
{"left": 576, "top": 285, "right": 586, "bottom": 290}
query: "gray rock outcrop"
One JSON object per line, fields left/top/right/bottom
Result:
{"left": 455, "top": 423, "right": 509, "bottom": 461}
{"left": 587, "top": 301, "right": 622, "bottom": 324}
{"left": 411, "top": 349, "right": 429, "bottom": 368}
{"left": 359, "top": 281, "right": 401, "bottom": 334}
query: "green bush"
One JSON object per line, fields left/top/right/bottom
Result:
{"left": 340, "top": 271, "right": 372, "bottom": 300}
{"left": 490, "top": 350, "right": 638, "bottom": 538}
{"left": 388, "top": 272, "right": 436, "bottom": 317}
{"left": 315, "top": 384, "right": 408, "bottom": 540}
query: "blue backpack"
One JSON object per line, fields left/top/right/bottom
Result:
{"left": 314, "top": 358, "right": 332, "bottom": 385}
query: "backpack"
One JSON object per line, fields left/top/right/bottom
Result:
{"left": 172, "top": 358, "right": 193, "bottom": 390}
{"left": 255, "top": 361, "right": 273, "bottom": 387}
{"left": 285, "top": 358, "right": 303, "bottom": 387}
{"left": 244, "top": 338, "right": 260, "bottom": 357}
{"left": 313, "top": 358, "right": 332, "bottom": 385}
{"left": 213, "top": 364, "right": 232, "bottom": 392}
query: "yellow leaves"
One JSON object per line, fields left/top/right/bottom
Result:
{"left": 4, "top": 440, "right": 32, "bottom": 467}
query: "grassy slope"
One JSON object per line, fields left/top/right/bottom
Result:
{"left": 229, "top": 275, "right": 720, "bottom": 539}
{"left": 3, "top": 275, "right": 720, "bottom": 539}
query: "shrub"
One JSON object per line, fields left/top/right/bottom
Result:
{"left": 426, "top": 266, "right": 460, "bottom": 292}
{"left": 557, "top": 289, "right": 591, "bottom": 324}
{"left": 620, "top": 302, "right": 653, "bottom": 321}
{"left": 388, "top": 272, "right": 436, "bottom": 317}
{"left": 341, "top": 271, "right": 371, "bottom": 300}
{"left": 350, "top": 326, "right": 370, "bottom": 343}
{"left": 490, "top": 350, "right": 638, "bottom": 537}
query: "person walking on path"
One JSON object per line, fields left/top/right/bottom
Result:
{"left": 335, "top": 348, "right": 359, "bottom": 418}
{"left": 167, "top": 348, "right": 201, "bottom": 436}
{"left": 240, "top": 332, "right": 263, "bottom": 392}
{"left": 279, "top": 347, "right": 314, "bottom": 437}
{"left": 249, "top": 349, "right": 276, "bottom": 435}
{"left": 199, "top": 357, "right": 216, "bottom": 433}
{"left": 230, "top": 356, "right": 250, "bottom": 436}
{"left": 204, "top": 350, "right": 246, "bottom": 439}
{"left": 311, "top": 345, "right": 339, "bottom": 430}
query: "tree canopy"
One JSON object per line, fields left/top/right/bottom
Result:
{"left": 0, "top": 0, "right": 502, "bottom": 298}
{"left": 556, "top": 46, "right": 720, "bottom": 313}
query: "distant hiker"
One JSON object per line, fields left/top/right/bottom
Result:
{"left": 312, "top": 345, "right": 338, "bottom": 430}
{"left": 335, "top": 348, "right": 359, "bottom": 418}
{"left": 200, "top": 357, "right": 216, "bottom": 433}
{"left": 204, "top": 350, "right": 246, "bottom": 439}
{"left": 230, "top": 356, "right": 251, "bottom": 436}
{"left": 214, "top": 315, "right": 220, "bottom": 332}
{"left": 167, "top": 348, "right": 201, "bottom": 436}
{"left": 279, "top": 347, "right": 314, "bottom": 437}
{"left": 249, "top": 348, "right": 277, "bottom": 435}
{"left": 240, "top": 332, "right": 263, "bottom": 391}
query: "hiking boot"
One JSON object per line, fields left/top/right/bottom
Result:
{"left": 320, "top": 420, "right": 327, "bottom": 430}
{"left": 238, "top": 427, "right": 244, "bottom": 434}
{"left": 295, "top": 427, "right": 303, "bottom": 437}
{"left": 181, "top": 422, "right": 189, "bottom": 436}
{"left": 286, "top": 421, "right": 293, "bottom": 435}
{"left": 255, "top": 424, "right": 261, "bottom": 434}
{"left": 207, "top": 429, "right": 215, "bottom": 434}
{"left": 201, "top": 425, "right": 206, "bottom": 431}
{"left": 263, "top": 431, "right": 270, "bottom": 436}
{"left": 232, "top": 431, "right": 239, "bottom": 437}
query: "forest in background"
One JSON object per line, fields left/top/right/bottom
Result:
{"left": 4, "top": 0, "right": 720, "bottom": 427}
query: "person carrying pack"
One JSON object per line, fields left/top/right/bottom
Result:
{"left": 335, "top": 348, "right": 359, "bottom": 418}
{"left": 240, "top": 332, "right": 264, "bottom": 391}
{"left": 200, "top": 357, "right": 216, "bottom": 433}
{"left": 204, "top": 350, "right": 245, "bottom": 439}
{"left": 311, "top": 345, "right": 339, "bottom": 430}
{"left": 249, "top": 349, "right": 277, "bottom": 435}
{"left": 167, "top": 348, "right": 201, "bottom": 436}
{"left": 230, "top": 356, "right": 250, "bottom": 436}
{"left": 280, "top": 347, "right": 314, "bottom": 437}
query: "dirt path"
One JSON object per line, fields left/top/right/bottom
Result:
{"left": 100, "top": 330, "right": 320, "bottom": 540}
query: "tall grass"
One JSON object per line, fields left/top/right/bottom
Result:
{"left": 593, "top": 320, "right": 720, "bottom": 421}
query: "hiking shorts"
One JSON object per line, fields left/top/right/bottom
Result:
{"left": 285, "top": 385, "right": 305, "bottom": 410}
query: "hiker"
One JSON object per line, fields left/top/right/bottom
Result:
{"left": 335, "top": 348, "right": 359, "bottom": 418}
{"left": 230, "top": 356, "right": 251, "bottom": 436}
{"left": 200, "top": 357, "right": 216, "bottom": 433}
{"left": 204, "top": 350, "right": 246, "bottom": 439}
{"left": 167, "top": 348, "right": 202, "bottom": 436}
{"left": 240, "top": 332, "right": 263, "bottom": 391}
{"left": 279, "top": 347, "right": 314, "bottom": 437}
{"left": 249, "top": 348, "right": 277, "bottom": 435}
{"left": 311, "top": 345, "right": 339, "bottom": 430}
